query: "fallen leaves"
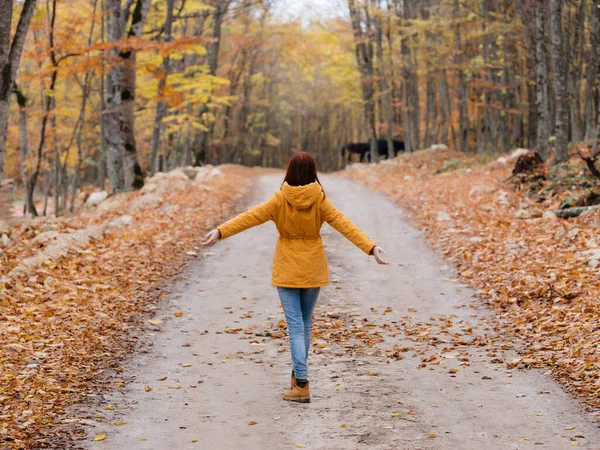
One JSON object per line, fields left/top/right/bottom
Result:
{"left": 93, "top": 433, "right": 106, "bottom": 442}
{"left": 0, "top": 166, "right": 258, "bottom": 448}
{"left": 346, "top": 151, "right": 600, "bottom": 410}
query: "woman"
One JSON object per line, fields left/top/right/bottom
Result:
{"left": 200, "top": 152, "right": 388, "bottom": 403}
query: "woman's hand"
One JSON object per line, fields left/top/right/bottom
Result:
{"left": 372, "top": 246, "right": 389, "bottom": 265}
{"left": 200, "top": 229, "right": 221, "bottom": 247}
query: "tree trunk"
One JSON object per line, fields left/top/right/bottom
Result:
{"left": 550, "top": 0, "right": 569, "bottom": 164}
{"left": 398, "top": 1, "right": 414, "bottom": 152}
{"left": 584, "top": 0, "right": 600, "bottom": 141}
{"left": 183, "top": 14, "right": 208, "bottom": 166}
{"left": 438, "top": 70, "right": 451, "bottom": 145}
{"left": 348, "top": 0, "right": 378, "bottom": 160}
{"left": 121, "top": 0, "right": 150, "bottom": 189}
{"left": 525, "top": 0, "right": 538, "bottom": 150}
{"left": 453, "top": 0, "right": 469, "bottom": 151}
{"left": 536, "top": 0, "right": 551, "bottom": 160}
{"left": 478, "top": 0, "right": 493, "bottom": 154}
{"left": 593, "top": 92, "right": 600, "bottom": 156}
{"left": 69, "top": 0, "right": 98, "bottom": 213}
{"left": 0, "top": 0, "right": 37, "bottom": 183}
{"left": 148, "top": 0, "right": 175, "bottom": 173}
{"left": 374, "top": 0, "right": 394, "bottom": 158}
{"left": 399, "top": 0, "right": 420, "bottom": 151}
{"left": 421, "top": 0, "right": 436, "bottom": 148}
{"left": 97, "top": 3, "right": 107, "bottom": 189}
{"left": 194, "top": 0, "right": 231, "bottom": 166}
{"left": 568, "top": 0, "right": 586, "bottom": 143}
{"left": 104, "top": 0, "right": 125, "bottom": 192}
{"left": 14, "top": 86, "right": 36, "bottom": 215}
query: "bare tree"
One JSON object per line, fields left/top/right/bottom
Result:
{"left": 348, "top": 0, "right": 378, "bottom": 159}
{"left": 148, "top": 0, "right": 176, "bottom": 173}
{"left": 453, "top": 0, "right": 469, "bottom": 152}
{"left": 585, "top": 0, "right": 600, "bottom": 141}
{"left": 373, "top": 0, "right": 394, "bottom": 159}
{"left": 121, "top": 0, "right": 150, "bottom": 190}
{"left": 549, "top": 0, "right": 569, "bottom": 163}
{"left": 535, "top": 0, "right": 550, "bottom": 160}
{"left": 104, "top": 0, "right": 125, "bottom": 193}
{"left": 194, "top": 0, "right": 232, "bottom": 166}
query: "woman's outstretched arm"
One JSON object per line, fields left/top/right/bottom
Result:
{"left": 200, "top": 193, "right": 280, "bottom": 247}
{"left": 322, "top": 197, "right": 388, "bottom": 265}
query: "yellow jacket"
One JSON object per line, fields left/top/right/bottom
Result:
{"left": 217, "top": 182, "right": 376, "bottom": 288}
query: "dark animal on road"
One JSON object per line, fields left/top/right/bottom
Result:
{"left": 376, "top": 139, "right": 405, "bottom": 159}
{"left": 341, "top": 140, "right": 405, "bottom": 163}
{"left": 341, "top": 143, "right": 371, "bottom": 162}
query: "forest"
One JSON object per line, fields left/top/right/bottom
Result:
{"left": 0, "top": 0, "right": 598, "bottom": 217}
{"left": 4, "top": 1, "right": 600, "bottom": 448}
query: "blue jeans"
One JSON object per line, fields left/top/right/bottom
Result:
{"left": 277, "top": 287, "right": 321, "bottom": 381}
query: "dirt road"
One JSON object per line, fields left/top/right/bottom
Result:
{"left": 82, "top": 173, "right": 600, "bottom": 450}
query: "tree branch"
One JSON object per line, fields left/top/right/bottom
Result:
{"left": 577, "top": 150, "right": 600, "bottom": 178}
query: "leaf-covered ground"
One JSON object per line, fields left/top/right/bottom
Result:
{"left": 0, "top": 165, "right": 268, "bottom": 448}
{"left": 344, "top": 149, "right": 600, "bottom": 412}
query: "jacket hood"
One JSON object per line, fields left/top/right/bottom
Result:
{"left": 281, "top": 182, "right": 322, "bottom": 209}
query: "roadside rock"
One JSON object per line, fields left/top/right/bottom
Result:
{"left": 496, "top": 190, "right": 510, "bottom": 205}
{"left": 1, "top": 233, "right": 11, "bottom": 247}
{"left": 542, "top": 211, "right": 557, "bottom": 221}
{"left": 497, "top": 148, "right": 531, "bottom": 164}
{"left": 85, "top": 191, "right": 109, "bottom": 206}
{"left": 31, "top": 230, "right": 61, "bottom": 247}
{"left": 129, "top": 193, "right": 162, "bottom": 211}
{"left": 208, "top": 167, "right": 224, "bottom": 179}
{"left": 2, "top": 224, "right": 106, "bottom": 282}
{"left": 97, "top": 195, "right": 128, "bottom": 213}
{"left": 181, "top": 167, "right": 199, "bottom": 180}
{"left": 107, "top": 215, "right": 133, "bottom": 230}
{"left": 430, "top": 143, "right": 449, "bottom": 152}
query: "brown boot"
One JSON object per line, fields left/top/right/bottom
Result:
{"left": 283, "top": 382, "right": 310, "bottom": 403}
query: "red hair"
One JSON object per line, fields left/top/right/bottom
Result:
{"left": 283, "top": 152, "right": 323, "bottom": 189}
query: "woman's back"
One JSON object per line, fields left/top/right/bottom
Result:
{"left": 274, "top": 182, "right": 324, "bottom": 239}
{"left": 217, "top": 181, "right": 376, "bottom": 288}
